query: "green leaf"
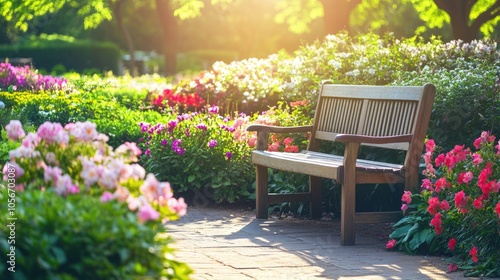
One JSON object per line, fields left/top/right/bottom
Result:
{"left": 188, "top": 175, "right": 196, "bottom": 182}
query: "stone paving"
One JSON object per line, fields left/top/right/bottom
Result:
{"left": 168, "top": 207, "right": 482, "bottom": 280}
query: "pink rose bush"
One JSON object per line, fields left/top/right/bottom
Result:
{"left": 3, "top": 119, "right": 187, "bottom": 223}
{"left": 389, "top": 131, "right": 500, "bottom": 277}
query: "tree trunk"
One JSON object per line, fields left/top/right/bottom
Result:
{"left": 155, "top": 0, "right": 178, "bottom": 76}
{"left": 319, "top": 0, "right": 362, "bottom": 36}
{"left": 433, "top": 0, "right": 500, "bottom": 42}
{"left": 110, "top": 0, "right": 136, "bottom": 76}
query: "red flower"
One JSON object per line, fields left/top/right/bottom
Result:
{"left": 427, "top": 197, "right": 441, "bottom": 215}
{"left": 386, "top": 239, "right": 397, "bottom": 249}
{"left": 449, "top": 263, "right": 458, "bottom": 272}
{"left": 473, "top": 198, "right": 484, "bottom": 209}
{"left": 284, "top": 145, "right": 299, "bottom": 153}
{"left": 434, "top": 177, "right": 450, "bottom": 193}
{"left": 435, "top": 153, "right": 445, "bottom": 166}
{"left": 430, "top": 213, "right": 443, "bottom": 235}
{"left": 454, "top": 191, "right": 468, "bottom": 210}
{"left": 448, "top": 238, "right": 456, "bottom": 251}
{"left": 469, "top": 246, "right": 478, "bottom": 263}
{"left": 440, "top": 200, "right": 450, "bottom": 211}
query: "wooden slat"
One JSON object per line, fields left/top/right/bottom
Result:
{"left": 321, "top": 84, "right": 424, "bottom": 100}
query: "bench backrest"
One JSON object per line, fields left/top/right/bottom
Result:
{"left": 308, "top": 83, "right": 436, "bottom": 173}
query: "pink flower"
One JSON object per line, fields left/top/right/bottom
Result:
{"left": 401, "top": 191, "right": 412, "bottom": 204}
{"left": 401, "top": 204, "right": 408, "bottom": 211}
{"left": 425, "top": 139, "right": 436, "bottom": 153}
{"left": 5, "top": 120, "right": 25, "bottom": 140}
{"left": 168, "top": 197, "right": 188, "bottom": 217}
{"left": 386, "top": 239, "right": 397, "bottom": 249}
{"left": 457, "top": 171, "right": 473, "bottom": 184}
{"left": 100, "top": 191, "right": 114, "bottom": 203}
{"left": 2, "top": 162, "right": 24, "bottom": 180}
{"left": 421, "top": 178, "right": 433, "bottom": 190}
{"left": 268, "top": 141, "right": 281, "bottom": 152}
{"left": 37, "top": 122, "right": 66, "bottom": 144}
{"left": 137, "top": 203, "right": 160, "bottom": 223}
{"left": 449, "top": 263, "right": 458, "bottom": 272}
{"left": 472, "top": 153, "right": 483, "bottom": 165}
{"left": 44, "top": 166, "right": 63, "bottom": 183}
{"left": 247, "top": 136, "right": 257, "bottom": 148}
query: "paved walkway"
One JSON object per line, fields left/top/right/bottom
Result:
{"left": 168, "top": 207, "right": 481, "bottom": 280}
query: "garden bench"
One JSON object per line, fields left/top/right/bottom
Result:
{"left": 246, "top": 82, "right": 436, "bottom": 245}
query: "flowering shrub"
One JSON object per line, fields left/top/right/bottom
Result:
{"left": 139, "top": 105, "right": 255, "bottom": 203}
{"left": 151, "top": 88, "right": 205, "bottom": 112}
{"left": 387, "top": 131, "right": 500, "bottom": 277}
{"left": 0, "top": 120, "right": 191, "bottom": 278}
{"left": 0, "top": 63, "right": 68, "bottom": 91}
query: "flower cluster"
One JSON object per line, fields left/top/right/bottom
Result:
{"left": 0, "top": 63, "right": 68, "bottom": 91}
{"left": 151, "top": 88, "right": 205, "bottom": 111}
{"left": 3, "top": 120, "right": 186, "bottom": 223}
{"left": 392, "top": 131, "right": 500, "bottom": 276}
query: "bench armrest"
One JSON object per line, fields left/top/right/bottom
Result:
{"left": 334, "top": 134, "right": 413, "bottom": 144}
{"left": 246, "top": 124, "right": 313, "bottom": 133}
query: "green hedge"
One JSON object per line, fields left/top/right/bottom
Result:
{"left": 0, "top": 41, "right": 120, "bottom": 74}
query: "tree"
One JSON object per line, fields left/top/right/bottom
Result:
{"left": 410, "top": 0, "right": 500, "bottom": 41}
{"left": 275, "top": 0, "right": 499, "bottom": 41}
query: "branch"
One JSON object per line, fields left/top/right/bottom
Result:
{"left": 471, "top": 0, "right": 500, "bottom": 31}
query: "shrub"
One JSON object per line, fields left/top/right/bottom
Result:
{"left": 0, "top": 190, "right": 192, "bottom": 279}
{"left": 139, "top": 106, "right": 255, "bottom": 203}
{"left": 0, "top": 63, "right": 68, "bottom": 92}
{"left": 0, "top": 120, "right": 191, "bottom": 279}
{"left": 387, "top": 132, "right": 500, "bottom": 277}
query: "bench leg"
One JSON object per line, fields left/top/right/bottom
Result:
{"left": 341, "top": 142, "right": 359, "bottom": 246}
{"left": 255, "top": 165, "right": 269, "bottom": 219}
{"left": 309, "top": 176, "right": 322, "bottom": 219}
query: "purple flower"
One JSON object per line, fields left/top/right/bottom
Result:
{"left": 171, "top": 139, "right": 185, "bottom": 155}
{"left": 196, "top": 123, "right": 207, "bottom": 131}
{"left": 168, "top": 120, "right": 178, "bottom": 133}
{"left": 225, "top": 151, "right": 233, "bottom": 161}
{"left": 208, "top": 105, "right": 219, "bottom": 114}
{"left": 140, "top": 122, "right": 151, "bottom": 133}
{"left": 145, "top": 149, "right": 151, "bottom": 157}
{"left": 208, "top": 140, "right": 218, "bottom": 148}
{"left": 184, "top": 128, "right": 191, "bottom": 137}
{"left": 161, "top": 139, "right": 168, "bottom": 146}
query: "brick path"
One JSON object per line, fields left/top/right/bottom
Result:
{"left": 168, "top": 207, "right": 480, "bottom": 280}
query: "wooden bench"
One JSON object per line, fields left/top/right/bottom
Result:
{"left": 246, "top": 82, "right": 436, "bottom": 246}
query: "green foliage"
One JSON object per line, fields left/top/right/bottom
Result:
{"left": 0, "top": 35, "right": 121, "bottom": 73}
{"left": 389, "top": 134, "right": 500, "bottom": 277}
{"left": 139, "top": 108, "right": 255, "bottom": 203}
{"left": 0, "top": 190, "right": 192, "bottom": 279}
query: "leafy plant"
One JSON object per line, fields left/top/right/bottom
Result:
{"left": 387, "top": 132, "right": 500, "bottom": 277}
{"left": 0, "top": 119, "right": 192, "bottom": 279}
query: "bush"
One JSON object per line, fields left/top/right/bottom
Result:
{"left": 387, "top": 132, "right": 500, "bottom": 277}
{"left": 0, "top": 63, "right": 68, "bottom": 92}
{"left": 139, "top": 106, "right": 254, "bottom": 203}
{"left": 0, "top": 190, "right": 192, "bottom": 279}
{"left": 0, "top": 119, "right": 191, "bottom": 279}
{"left": 0, "top": 34, "right": 121, "bottom": 74}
